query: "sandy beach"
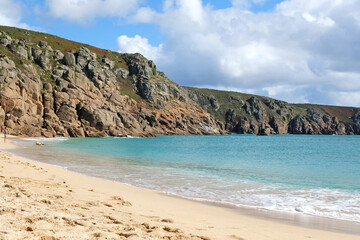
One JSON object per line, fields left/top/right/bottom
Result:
{"left": 0, "top": 137, "right": 359, "bottom": 240}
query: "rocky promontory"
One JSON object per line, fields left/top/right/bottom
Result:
{"left": 186, "top": 87, "right": 360, "bottom": 135}
{"left": 0, "top": 26, "right": 359, "bottom": 137}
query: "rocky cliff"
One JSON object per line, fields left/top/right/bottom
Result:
{"left": 186, "top": 87, "right": 360, "bottom": 135}
{"left": 0, "top": 26, "right": 359, "bottom": 137}
{"left": 0, "top": 26, "right": 223, "bottom": 137}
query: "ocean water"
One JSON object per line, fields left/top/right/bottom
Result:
{"left": 9, "top": 135, "right": 360, "bottom": 223}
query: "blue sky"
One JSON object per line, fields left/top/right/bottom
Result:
{"left": 21, "top": 1, "right": 210, "bottom": 48}
{"left": 20, "top": 0, "right": 283, "bottom": 49}
{"left": 1, "top": 0, "right": 360, "bottom": 107}
{"left": 21, "top": 0, "right": 164, "bottom": 48}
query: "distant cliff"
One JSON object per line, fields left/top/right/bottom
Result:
{"left": 0, "top": 26, "right": 359, "bottom": 137}
{"left": 186, "top": 87, "right": 360, "bottom": 135}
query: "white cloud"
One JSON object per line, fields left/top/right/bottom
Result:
{"left": 328, "top": 91, "right": 360, "bottom": 107}
{"left": 45, "top": 0, "right": 140, "bottom": 24}
{"left": 117, "top": 35, "right": 163, "bottom": 62}
{"left": 231, "top": 0, "right": 251, "bottom": 9}
{"left": 0, "top": 0, "right": 30, "bottom": 28}
{"left": 130, "top": 7, "right": 156, "bottom": 23}
{"left": 117, "top": 0, "right": 360, "bottom": 106}
{"left": 263, "top": 85, "right": 310, "bottom": 103}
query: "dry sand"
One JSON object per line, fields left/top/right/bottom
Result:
{"left": 0, "top": 137, "right": 359, "bottom": 240}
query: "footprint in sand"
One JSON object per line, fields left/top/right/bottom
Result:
{"left": 105, "top": 215, "right": 122, "bottom": 224}
{"left": 41, "top": 199, "right": 52, "bottom": 205}
{"left": 111, "top": 196, "right": 132, "bottom": 206}
{"left": 163, "top": 226, "right": 182, "bottom": 233}
{"left": 229, "top": 235, "right": 246, "bottom": 240}
{"left": 25, "top": 218, "right": 33, "bottom": 223}
{"left": 117, "top": 232, "right": 138, "bottom": 238}
{"left": 103, "top": 203, "right": 113, "bottom": 208}
{"left": 26, "top": 226, "right": 34, "bottom": 232}
{"left": 141, "top": 223, "right": 157, "bottom": 233}
{"left": 161, "top": 218, "right": 174, "bottom": 223}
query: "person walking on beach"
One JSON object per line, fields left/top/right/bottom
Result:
{"left": 4, "top": 127, "right": 9, "bottom": 143}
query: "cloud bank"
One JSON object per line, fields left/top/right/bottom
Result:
{"left": 0, "top": 0, "right": 29, "bottom": 28}
{"left": 117, "top": 0, "right": 360, "bottom": 106}
{"left": 45, "top": 0, "right": 141, "bottom": 24}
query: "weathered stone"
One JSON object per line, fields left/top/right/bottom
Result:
{"left": 114, "top": 68, "right": 129, "bottom": 79}
{"left": 228, "top": 96, "right": 243, "bottom": 106}
{"left": 322, "top": 114, "right": 332, "bottom": 123}
{"left": 127, "top": 53, "right": 154, "bottom": 78}
{"left": 102, "top": 56, "right": 114, "bottom": 69}
{"left": 244, "top": 96, "right": 266, "bottom": 121}
{"left": 235, "top": 118, "right": 251, "bottom": 134}
{"left": 64, "top": 52, "right": 76, "bottom": 66}
{"left": 0, "top": 35, "right": 12, "bottom": 46}
{"left": 9, "top": 44, "right": 28, "bottom": 59}
{"left": 209, "top": 96, "right": 220, "bottom": 111}
{"left": 136, "top": 78, "right": 155, "bottom": 103}
{"left": 32, "top": 48, "right": 42, "bottom": 59}
{"left": 38, "top": 41, "right": 47, "bottom": 48}
{"left": 57, "top": 103, "right": 78, "bottom": 123}
{"left": 77, "top": 47, "right": 96, "bottom": 69}
{"left": 54, "top": 50, "right": 64, "bottom": 61}
{"left": 288, "top": 115, "right": 313, "bottom": 134}
{"left": 307, "top": 108, "right": 323, "bottom": 122}
{"left": 41, "top": 128, "right": 55, "bottom": 138}
{"left": 269, "top": 117, "right": 288, "bottom": 134}
{"left": 225, "top": 109, "right": 235, "bottom": 123}
{"left": 54, "top": 91, "right": 70, "bottom": 112}
{"left": 43, "top": 83, "right": 53, "bottom": 93}
{"left": 66, "top": 125, "right": 85, "bottom": 137}
{"left": 0, "top": 106, "right": 5, "bottom": 123}
{"left": 117, "top": 111, "right": 140, "bottom": 130}
{"left": 32, "top": 49, "right": 51, "bottom": 71}
{"left": 353, "top": 111, "right": 360, "bottom": 124}
{"left": 78, "top": 105, "right": 122, "bottom": 131}
{"left": 0, "top": 56, "right": 16, "bottom": 70}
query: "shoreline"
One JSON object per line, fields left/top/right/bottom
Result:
{"left": 1, "top": 137, "right": 359, "bottom": 239}
{"left": 10, "top": 136, "right": 360, "bottom": 234}
{"left": 164, "top": 193, "right": 360, "bottom": 236}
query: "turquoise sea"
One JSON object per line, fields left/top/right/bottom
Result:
{"left": 10, "top": 135, "right": 360, "bottom": 223}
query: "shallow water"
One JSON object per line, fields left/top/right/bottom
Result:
{"left": 9, "top": 134, "right": 360, "bottom": 223}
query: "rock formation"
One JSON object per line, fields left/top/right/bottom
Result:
{"left": 186, "top": 87, "right": 360, "bottom": 135}
{"left": 0, "top": 26, "right": 359, "bottom": 137}
{"left": 0, "top": 27, "right": 223, "bottom": 137}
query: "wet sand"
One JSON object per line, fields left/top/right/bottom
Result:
{"left": 0, "top": 137, "right": 359, "bottom": 240}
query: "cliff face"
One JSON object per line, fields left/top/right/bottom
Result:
{"left": 0, "top": 26, "right": 223, "bottom": 137}
{"left": 0, "top": 26, "right": 359, "bottom": 137}
{"left": 186, "top": 87, "right": 360, "bottom": 135}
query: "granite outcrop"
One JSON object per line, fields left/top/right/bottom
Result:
{"left": 0, "top": 28, "right": 223, "bottom": 137}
